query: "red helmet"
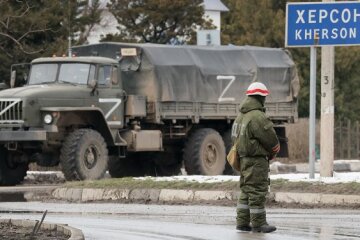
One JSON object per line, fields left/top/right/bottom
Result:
{"left": 246, "top": 82, "right": 269, "bottom": 96}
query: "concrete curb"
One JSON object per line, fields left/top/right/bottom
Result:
{"left": 270, "top": 160, "right": 360, "bottom": 174}
{"left": 0, "top": 219, "right": 84, "bottom": 240}
{"left": 51, "top": 187, "right": 360, "bottom": 206}
{"left": 273, "top": 192, "right": 360, "bottom": 205}
{"left": 52, "top": 188, "right": 237, "bottom": 202}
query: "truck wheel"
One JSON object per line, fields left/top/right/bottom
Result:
{"left": 183, "top": 128, "right": 226, "bottom": 175}
{"left": 222, "top": 129, "right": 238, "bottom": 175}
{"left": 60, "top": 129, "right": 108, "bottom": 181}
{"left": 0, "top": 148, "right": 28, "bottom": 186}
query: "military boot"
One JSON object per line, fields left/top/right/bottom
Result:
{"left": 236, "top": 203, "right": 251, "bottom": 231}
{"left": 250, "top": 209, "right": 275, "bottom": 233}
{"left": 236, "top": 225, "right": 252, "bottom": 232}
{"left": 252, "top": 223, "right": 276, "bottom": 233}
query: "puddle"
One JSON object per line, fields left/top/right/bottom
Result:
{"left": 0, "top": 192, "right": 26, "bottom": 202}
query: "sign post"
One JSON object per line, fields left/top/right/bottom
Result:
{"left": 286, "top": 1, "right": 360, "bottom": 178}
{"left": 309, "top": 46, "right": 317, "bottom": 179}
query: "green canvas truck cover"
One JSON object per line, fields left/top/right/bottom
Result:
{"left": 73, "top": 42, "right": 299, "bottom": 104}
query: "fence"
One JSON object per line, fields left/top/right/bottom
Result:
{"left": 285, "top": 118, "right": 359, "bottom": 163}
{"left": 335, "top": 119, "right": 360, "bottom": 159}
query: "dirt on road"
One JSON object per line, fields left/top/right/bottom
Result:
{"left": 0, "top": 222, "right": 69, "bottom": 240}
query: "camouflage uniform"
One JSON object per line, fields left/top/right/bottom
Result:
{"left": 231, "top": 96, "right": 280, "bottom": 229}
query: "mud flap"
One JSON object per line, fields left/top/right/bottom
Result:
{"left": 274, "top": 126, "right": 288, "bottom": 158}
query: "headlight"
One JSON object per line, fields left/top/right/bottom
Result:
{"left": 44, "top": 114, "right": 53, "bottom": 124}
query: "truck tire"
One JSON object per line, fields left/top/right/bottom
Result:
{"left": 222, "top": 129, "right": 238, "bottom": 175}
{"left": 183, "top": 128, "right": 226, "bottom": 175}
{"left": 0, "top": 148, "right": 28, "bottom": 186}
{"left": 60, "top": 129, "right": 108, "bottom": 181}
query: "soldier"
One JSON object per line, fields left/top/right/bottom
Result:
{"left": 231, "top": 82, "right": 280, "bottom": 233}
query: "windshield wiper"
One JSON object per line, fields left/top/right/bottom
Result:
{"left": 29, "top": 81, "right": 56, "bottom": 85}
{"left": 58, "top": 80, "right": 77, "bottom": 86}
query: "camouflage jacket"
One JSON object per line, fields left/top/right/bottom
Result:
{"left": 231, "top": 96, "right": 280, "bottom": 158}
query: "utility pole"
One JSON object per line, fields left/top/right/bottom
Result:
{"left": 68, "top": 0, "right": 72, "bottom": 57}
{"left": 320, "top": 0, "right": 335, "bottom": 177}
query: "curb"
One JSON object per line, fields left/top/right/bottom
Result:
{"left": 52, "top": 188, "right": 236, "bottom": 203}
{"left": 272, "top": 192, "right": 360, "bottom": 205}
{"left": 270, "top": 160, "right": 360, "bottom": 174}
{"left": 0, "top": 219, "right": 84, "bottom": 240}
{"left": 51, "top": 187, "right": 360, "bottom": 206}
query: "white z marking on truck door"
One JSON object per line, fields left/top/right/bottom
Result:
{"left": 99, "top": 98, "right": 122, "bottom": 124}
{"left": 217, "top": 75, "right": 236, "bottom": 102}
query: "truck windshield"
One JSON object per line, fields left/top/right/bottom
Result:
{"left": 28, "top": 64, "right": 57, "bottom": 85}
{"left": 58, "top": 63, "right": 92, "bottom": 84}
{"left": 28, "top": 63, "right": 93, "bottom": 85}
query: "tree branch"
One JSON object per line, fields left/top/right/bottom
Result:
{"left": 0, "top": 45, "right": 13, "bottom": 58}
{"left": 0, "top": 32, "right": 43, "bottom": 54}
{"left": 17, "top": 27, "right": 51, "bottom": 42}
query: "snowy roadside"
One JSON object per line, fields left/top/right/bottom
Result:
{"left": 26, "top": 169, "right": 360, "bottom": 185}
{"left": 26, "top": 158, "right": 360, "bottom": 185}
{"left": 134, "top": 171, "right": 360, "bottom": 184}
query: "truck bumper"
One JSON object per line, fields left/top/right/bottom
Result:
{"left": 0, "top": 130, "right": 47, "bottom": 141}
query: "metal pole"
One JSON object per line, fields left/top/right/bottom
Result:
{"left": 309, "top": 46, "right": 317, "bottom": 179}
{"left": 357, "top": 121, "right": 359, "bottom": 158}
{"left": 347, "top": 119, "right": 351, "bottom": 159}
{"left": 68, "top": 36, "right": 72, "bottom": 57}
{"left": 339, "top": 119, "right": 343, "bottom": 159}
{"left": 68, "top": 0, "right": 72, "bottom": 57}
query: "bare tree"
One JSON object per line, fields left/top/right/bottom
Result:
{"left": 0, "top": 0, "right": 52, "bottom": 55}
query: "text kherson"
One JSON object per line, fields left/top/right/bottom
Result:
{"left": 294, "top": 7, "right": 360, "bottom": 40}
{"left": 295, "top": 28, "right": 356, "bottom": 40}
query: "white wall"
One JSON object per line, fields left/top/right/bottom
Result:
{"left": 204, "top": 10, "right": 221, "bottom": 30}
{"left": 86, "top": 2, "right": 224, "bottom": 43}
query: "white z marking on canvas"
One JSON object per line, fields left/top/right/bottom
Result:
{"left": 217, "top": 75, "right": 236, "bottom": 102}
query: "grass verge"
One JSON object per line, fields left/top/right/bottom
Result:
{"left": 64, "top": 178, "right": 360, "bottom": 195}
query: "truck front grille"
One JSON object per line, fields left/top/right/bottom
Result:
{"left": 0, "top": 98, "right": 24, "bottom": 124}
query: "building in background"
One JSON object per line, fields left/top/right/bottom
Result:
{"left": 198, "top": 0, "right": 229, "bottom": 46}
{"left": 86, "top": 0, "right": 228, "bottom": 45}
{"left": 203, "top": 0, "right": 229, "bottom": 31}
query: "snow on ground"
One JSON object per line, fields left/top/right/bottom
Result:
{"left": 271, "top": 172, "right": 360, "bottom": 183}
{"left": 135, "top": 172, "right": 360, "bottom": 184}
{"left": 27, "top": 169, "right": 360, "bottom": 184}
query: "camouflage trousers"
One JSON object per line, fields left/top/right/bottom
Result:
{"left": 236, "top": 156, "right": 269, "bottom": 228}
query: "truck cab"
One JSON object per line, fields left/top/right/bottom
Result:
{"left": 0, "top": 56, "right": 128, "bottom": 185}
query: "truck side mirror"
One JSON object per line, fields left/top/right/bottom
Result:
{"left": 89, "top": 79, "right": 97, "bottom": 89}
{"left": 10, "top": 70, "right": 16, "bottom": 88}
{"left": 89, "top": 79, "right": 98, "bottom": 96}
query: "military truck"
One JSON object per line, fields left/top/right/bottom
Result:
{"left": 0, "top": 43, "right": 299, "bottom": 185}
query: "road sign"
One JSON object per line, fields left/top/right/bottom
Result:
{"left": 286, "top": 1, "right": 360, "bottom": 47}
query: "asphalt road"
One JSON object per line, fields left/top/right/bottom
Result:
{"left": 0, "top": 202, "right": 359, "bottom": 240}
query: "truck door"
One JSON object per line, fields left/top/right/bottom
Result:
{"left": 96, "top": 64, "right": 124, "bottom": 129}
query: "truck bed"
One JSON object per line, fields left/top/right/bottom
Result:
{"left": 146, "top": 101, "right": 297, "bottom": 124}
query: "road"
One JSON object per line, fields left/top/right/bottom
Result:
{"left": 0, "top": 202, "right": 359, "bottom": 240}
